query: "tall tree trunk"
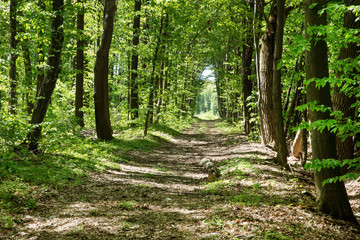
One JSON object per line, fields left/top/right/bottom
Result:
{"left": 242, "top": 5, "right": 254, "bottom": 134}
{"left": 23, "top": 45, "right": 33, "bottom": 115}
{"left": 154, "top": 57, "right": 165, "bottom": 123}
{"left": 8, "top": 0, "right": 18, "bottom": 114}
{"left": 259, "top": 6, "right": 276, "bottom": 148}
{"left": 272, "top": 0, "right": 288, "bottom": 166}
{"left": 26, "top": 0, "right": 64, "bottom": 151}
{"left": 284, "top": 57, "right": 303, "bottom": 136}
{"left": 75, "top": 0, "right": 85, "bottom": 127}
{"left": 94, "top": 0, "right": 116, "bottom": 140}
{"left": 332, "top": 0, "right": 360, "bottom": 163}
{"left": 144, "top": 12, "right": 165, "bottom": 136}
{"left": 305, "top": 0, "right": 358, "bottom": 223}
{"left": 36, "top": 0, "right": 46, "bottom": 97}
{"left": 130, "top": 0, "right": 141, "bottom": 121}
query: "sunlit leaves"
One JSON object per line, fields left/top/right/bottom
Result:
{"left": 305, "top": 158, "right": 360, "bottom": 185}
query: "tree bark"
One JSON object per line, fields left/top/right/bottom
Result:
{"left": 26, "top": 0, "right": 64, "bottom": 151}
{"left": 75, "top": 0, "right": 86, "bottom": 127}
{"left": 144, "top": 12, "right": 165, "bottom": 136}
{"left": 242, "top": 5, "right": 254, "bottom": 134}
{"left": 259, "top": 5, "right": 276, "bottom": 148}
{"left": 305, "top": 0, "right": 357, "bottom": 223}
{"left": 130, "top": 0, "right": 141, "bottom": 121}
{"left": 272, "top": 0, "right": 288, "bottom": 166}
{"left": 8, "top": 0, "right": 18, "bottom": 114}
{"left": 94, "top": 0, "right": 116, "bottom": 140}
{"left": 332, "top": 0, "right": 360, "bottom": 163}
{"left": 36, "top": 0, "right": 46, "bottom": 97}
{"left": 284, "top": 57, "right": 303, "bottom": 136}
{"left": 23, "top": 45, "right": 33, "bottom": 115}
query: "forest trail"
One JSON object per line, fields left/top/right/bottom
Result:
{"left": 6, "top": 120, "right": 360, "bottom": 239}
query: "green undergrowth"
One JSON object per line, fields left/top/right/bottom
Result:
{"left": 0, "top": 117, "right": 193, "bottom": 228}
{"left": 202, "top": 156, "right": 314, "bottom": 239}
{"left": 203, "top": 157, "right": 298, "bottom": 207}
{"left": 214, "top": 120, "right": 243, "bottom": 135}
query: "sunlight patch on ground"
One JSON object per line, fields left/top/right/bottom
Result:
{"left": 96, "top": 171, "right": 202, "bottom": 193}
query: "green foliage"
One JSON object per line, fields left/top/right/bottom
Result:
{"left": 0, "top": 114, "right": 186, "bottom": 216}
{"left": 202, "top": 180, "right": 233, "bottom": 195}
{"left": 117, "top": 200, "right": 136, "bottom": 210}
{"left": 196, "top": 80, "right": 219, "bottom": 117}
{"left": 0, "top": 215, "right": 15, "bottom": 230}
{"left": 305, "top": 158, "right": 360, "bottom": 185}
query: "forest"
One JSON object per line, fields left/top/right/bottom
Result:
{"left": 1, "top": 0, "right": 360, "bottom": 239}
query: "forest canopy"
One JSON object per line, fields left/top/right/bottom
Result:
{"left": 0, "top": 0, "right": 360, "bottom": 232}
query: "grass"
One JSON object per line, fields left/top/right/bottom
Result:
{"left": 117, "top": 200, "right": 136, "bottom": 210}
{"left": 0, "top": 117, "right": 193, "bottom": 227}
{"left": 196, "top": 111, "right": 219, "bottom": 120}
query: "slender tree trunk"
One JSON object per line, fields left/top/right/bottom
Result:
{"left": 259, "top": 6, "right": 276, "bottom": 148}
{"left": 332, "top": 0, "right": 360, "bottom": 163}
{"left": 284, "top": 57, "right": 303, "bottom": 136}
{"left": 301, "top": 97, "right": 308, "bottom": 167}
{"left": 94, "top": 0, "right": 116, "bottom": 140}
{"left": 23, "top": 45, "right": 33, "bottom": 115}
{"left": 155, "top": 57, "right": 165, "bottom": 123}
{"left": 272, "top": 0, "right": 288, "bottom": 166}
{"left": 242, "top": 6, "right": 254, "bottom": 134}
{"left": 144, "top": 13, "right": 164, "bottom": 136}
{"left": 284, "top": 79, "right": 302, "bottom": 136}
{"left": 75, "top": 0, "right": 85, "bottom": 127}
{"left": 305, "top": 0, "right": 358, "bottom": 223}
{"left": 26, "top": 0, "right": 64, "bottom": 151}
{"left": 130, "top": 0, "right": 141, "bottom": 121}
{"left": 36, "top": 0, "right": 46, "bottom": 97}
{"left": 8, "top": 0, "right": 18, "bottom": 114}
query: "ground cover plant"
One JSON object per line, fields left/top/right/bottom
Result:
{"left": 1, "top": 120, "right": 359, "bottom": 239}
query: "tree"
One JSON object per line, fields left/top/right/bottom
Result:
{"left": 94, "top": 0, "right": 116, "bottom": 140}
{"left": 332, "top": 0, "right": 360, "bottom": 163}
{"left": 8, "top": 0, "right": 18, "bottom": 114}
{"left": 304, "top": 0, "right": 357, "bottom": 223}
{"left": 129, "top": 0, "right": 141, "bottom": 122}
{"left": 259, "top": 4, "right": 277, "bottom": 148}
{"left": 75, "top": 0, "right": 86, "bottom": 127}
{"left": 242, "top": 2, "right": 254, "bottom": 134}
{"left": 272, "top": 0, "right": 288, "bottom": 166}
{"left": 26, "top": 0, "right": 65, "bottom": 151}
{"left": 144, "top": 11, "right": 165, "bottom": 136}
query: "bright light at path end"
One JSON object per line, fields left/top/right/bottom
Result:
{"left": 201, "top": 68, "right": 215, "bottom": 81}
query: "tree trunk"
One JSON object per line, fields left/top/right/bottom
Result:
{"left": 22, "top": 45, "right": 33, "bottom": 115}
{"left": 332, "top": 0, "right": 360, "bottom": 163}
{"left": 130, "top": 0, "right": 141, "bottom": 121}
{"left": 36, "top": 0, "right": 46, "bottom": 97}
{"left": 284, "top": 58, "right": 303, "bottom": 136}
{"left": 259, "top": 6, "right": 276, "bottom": 148}
{"left": 94, "top": 0, "right": 116, "bottom": 140}
{"left": 26, "top": 0, "right": 64, "bottom": 151}
{"left": 242, "top": 8, "right": 254, "bottom": 134}
{"left": 305, "top": 0, "right": 358, "bottom": 223}
{"left": 75, "top": 0, "right": 85, "bottom": 127}
{"left": 253, "top": 0, "right": 262, "bottom": 92}
{"left": 8, "top": 0, "right": 18, "bottom": 114}
{"left": 272, "top": 0, "right": 288, "bottom": 166}
{"left": 144, "top": 13, "right": 164, "bottom": 136}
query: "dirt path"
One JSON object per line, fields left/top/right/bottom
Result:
{"left": 6, "top": 120, "right": 360, "bottom": 239}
